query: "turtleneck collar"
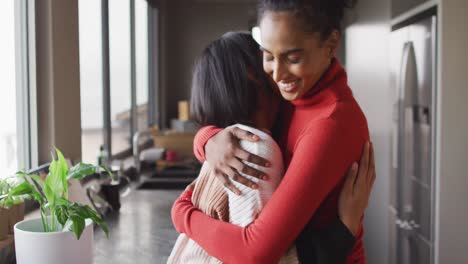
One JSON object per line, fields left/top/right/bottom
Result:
{"left": 290, "top": 58, "right": 348, "bottom": 107}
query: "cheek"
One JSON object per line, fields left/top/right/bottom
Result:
{"left": 296, "top": 49, "right": 329, "bottom": 77}
{"left": 288, "top": 64, "right": 311, "bottom": 80}
{"left": 263, "top": 61, "right": 272, "bottom": 75}
{"left": 297, "top": 56, "right": 326, "bottom": 81}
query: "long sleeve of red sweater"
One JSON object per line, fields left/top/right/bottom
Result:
{"left": 192, "top": 126, "right": 222, "bottom": 162}
{"left": 173, "top": 117, "right": 366, "bottom": 263}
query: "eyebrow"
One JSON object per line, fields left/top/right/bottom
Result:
{"left": 260, "top": 47, "right": 304, "bottom": 56}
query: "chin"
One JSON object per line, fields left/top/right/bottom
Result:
{"left": 280, "top": 91, "right": 300, "bottom": 101}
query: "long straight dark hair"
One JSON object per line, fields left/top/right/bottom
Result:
{"left": 190, "top": 32, "right": 273, "bottom": 128}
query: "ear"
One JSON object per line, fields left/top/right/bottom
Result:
{"left": 326, "top": 30, "right": 341, "bottom": 58}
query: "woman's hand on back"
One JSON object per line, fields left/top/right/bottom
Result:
{"left": 205, "top": 127, "right": 271, "bottom": 195}
{"left": 338, "top": 142, "right": 376, "bottom": 236}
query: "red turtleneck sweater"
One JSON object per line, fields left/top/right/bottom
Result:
{"left": 172, "top": 59, "right": 369, "bottom": 263}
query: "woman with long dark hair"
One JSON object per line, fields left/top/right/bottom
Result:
{"left": 169, "top": 32, "right": 298, "bottom": 263}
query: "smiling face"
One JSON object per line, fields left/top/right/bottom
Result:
{"left": 260, "top": 11, "right": 339, "bottom": 101}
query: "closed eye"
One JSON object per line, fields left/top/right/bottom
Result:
{"left": 287, "top": 56, "right": 301, "bottom": 64}
{"left": 263, "top": 52, "right": 274, "bottom": 62}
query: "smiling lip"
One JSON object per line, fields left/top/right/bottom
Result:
{"left": 278, "top": 80, "right": 300, "bottom": 93}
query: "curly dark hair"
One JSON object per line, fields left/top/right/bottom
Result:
{"left": 257, "top": 0, "right": 357, "bottom": 40}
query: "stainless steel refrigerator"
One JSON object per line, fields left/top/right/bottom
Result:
{"left": 389, "top": 8, "right": 437, "bottom": 264}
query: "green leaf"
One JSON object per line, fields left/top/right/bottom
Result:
{"left": 69, "top": 214, "right": 85, "bottom": 240}
{"left": 0, "top": 198, "right": 7, "bottom": 208}
{"left": 55, "top": 197, "right": 70, "bottom": 206}
{"left": 9, "top": 181, "right": 34, "bottom": 196}
{"left": 100, "top": 165, "right": 115, "bottom": 182}
{"left": 0, "top": 179, "right": 10, "bottom": 196}
{"left": 26, "top": 174, "right": 45, "bottom": 188}
{"left": 0, "top": 197, "right": 15, "bottom": 208}
{"left": 84, "top": 206, "right": 109, "bottom": 238}
{"left": 56, "top": 149, "right": 70, "bottom": 198}
{"left": 13, "top": 172, "right": 45, "bottom": 202}
{"left": 46, "top": 148, "right": 69, "bottom": 200}
{"left": 42, "top": 181, "right": 56, "bottom": 209}
{"left": 69, "top": 203, "right": 109, "bottom": 238}
{"left": 29, "top": 191, "right": 44, "bottom": 203}
{"left": 66, "top": 163, "right": 98, "bottom": 180}
{"left": 6, "top": 181, "right": 44, "bottom": 205}
{"left": 55, "top": 205, "right": 69, "bottom": 227}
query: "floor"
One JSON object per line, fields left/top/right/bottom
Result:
{"left": 93, "top": 189, "right": 183, "bottom": 264}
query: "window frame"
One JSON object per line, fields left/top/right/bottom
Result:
{"left": 99, "top": 0, "right": 157, "bottom": 160}
{"left": 15, "top": 0, "right": 38, "bottom": 171}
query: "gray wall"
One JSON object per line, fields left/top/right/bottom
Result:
{"left": 435, "top": 1, "right": 468, "bottom": 263}
{"left": 344, "top": 0, "right": 392, "bottom": 263}
{"left": 159, "top": 0, "right": 256, "bottom": 127}
{"left": 392, "top": 0, "right": 429, "bottom": 17}
{"left": 36, "top": 0, "right": 82, "bottom": 164}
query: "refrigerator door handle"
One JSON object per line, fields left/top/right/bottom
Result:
{"left": 397, "top": 42, "right": 418, "bottom": 218}
{"left": 399, "top": 42, "right": 418, "bottom": 112}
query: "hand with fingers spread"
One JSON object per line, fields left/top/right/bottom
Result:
{"left": 338, "top": 141, "right": 376, "bottom": 236}
{"left": 205, "top": 126, "right": 271, "bottom": 195}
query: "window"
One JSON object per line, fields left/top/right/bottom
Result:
{"left": 0, "top": 1, "right": 18, "bottom": 178}
{"left": 79, "top": 0, "right": 104, "bottom": 164}
{"left": 79, "top": 0, "right": 155, "bottom": 161}
{"left": 135, "top": 0, "right": 149, "bottom": 132}
{"left": 0, "top": 0, "right": 34, "bottom": 177}
{"left": 109, "top": 0, "right": 132, "bottom": 155}
{"left": 0, "top": 1, "right": 18, "bottom": 177}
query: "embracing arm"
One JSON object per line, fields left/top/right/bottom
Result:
{"left": 193, "top": 126, "right": 270, "bottom": 194}
{"left": 296, "top": 143, "right": 375, "bottom": 263}
{"left": 173, "top": 119, "right": 367, "bottom": 263}
{"left": 193, "top": 126, "right": 222, "bottom": 162}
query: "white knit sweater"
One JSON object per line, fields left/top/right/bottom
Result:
{"left": 168, "top": 124, "right": 298, "bottom": 264}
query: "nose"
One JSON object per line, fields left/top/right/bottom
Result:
{"left": 272, "top": 60, "right": 287, "bottom": 83}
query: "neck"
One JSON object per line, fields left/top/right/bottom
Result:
{"left": 251, "top": 116, "right": 273, "bottom": 134}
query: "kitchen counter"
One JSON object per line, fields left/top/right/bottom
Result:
{"left": 93, "top": 189, "right": 182, "bottom": 264}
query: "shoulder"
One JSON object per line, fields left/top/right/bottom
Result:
{"left": 298, "top": 103, "right": 368, "bottom": 152}
{"left": 305, "top": 89, "right": 368, "bottom": 137}
{"left": 230, "top": 124, "right": 283, "bottom": 166}
{"left": 229, "top": 124, "right": 277, "bottom": 147}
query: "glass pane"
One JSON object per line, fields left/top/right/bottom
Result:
{"left": 0, "top": 1, "right": 18, "bottom": 178}
{"left": 109, "top": 0, "right": 131, "bottom": 154}
{"left": 135, "top": 0, "right": 149, "bottom": 132}
{"left": 79, "top": 0, "right": 104, "bottom": 164}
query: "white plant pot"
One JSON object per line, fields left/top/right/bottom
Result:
{"left": 14, "top": 217, "right": 94, "bottom": 264}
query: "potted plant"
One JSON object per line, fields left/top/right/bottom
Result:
{"left": 0, "top": 176, "right": 26, "bottom": 240}
{"left": 99, "top": 162, "right": 130, "bottom": 212}
{"left": 0, "top": 148, "right": 109, "bottom": 264}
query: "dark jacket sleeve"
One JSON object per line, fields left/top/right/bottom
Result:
{"left": 296, "top": 217, "right": 356, "bottom": 264}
